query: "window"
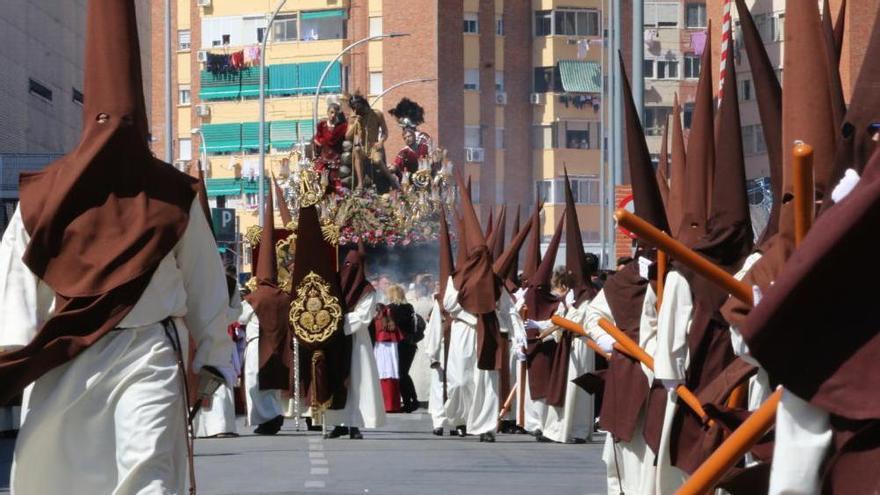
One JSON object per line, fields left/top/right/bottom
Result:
{"left": 685, "top": 3, "right": 707, "bottom": 28}
{"left": 179, "top": 139, "right": 193, "bottom": 161}
{"left": 533, "top": 66, "right": 562, "bottom": 93}
{"left": 683, "top": 103, "right": 695, "bottom": 129}
{"left": 532, "top": 124, "right": 556, "bottom": 149}
{"left": 645, "top": 2, "right": 680, "bottom": 27}
{"left": 537, "top": 177, "right": 600, "bottom": 204}
{"left": 273, "top": 15, "right": 298, "bottom": 42}
{"left": 178, "top": 29, "right": 191, "bottom": 50}
{"left": 739, "top": 79, "right": 752, "bottom": 101}
{"left": 536, "top": 180, "right": 552, "bottom": 203}
{"left": 72, "top": 88, "right": 84, "bottom": 106}
{"left": 644, "top": 107, "right": 671, "bottom": 136}
{"left": 658, "top": 60, "right": 679, "bottom": 79}
{"left": 684, "top": 54, "right": 700, "bottom": 78}
{"left": 564, "top": 121, "right": 595, "bottom": 149}
{"left": 755, "top": 125, "right": 767, "bottom": 153}
{"left": 222, "top": 34, "right": 231, "bottom": 45}
{"left": 178, "top": 85, "right": 191, "bottom": 106}
{"left": 28, "top": 78, "right": 52, "bottom": 102}
{"left": 369, "top": 16, "right": 382, "bottom": 38}
{"left": 643, "top": 59, "right": 655, "bottom": 78}
{"left": 496, "top": 128, "right": 505, "bottom": 149}
{"left": 755, "top": 13, "right": 784, "bottom": 43}
{"left": 464, "top": 13, "right": 479, "bottom": 34}
{"left": 495, "top": 71, "right": 505, "bottom": 92}
{"left": 242, "top": 16, "right": 268, "bottom": 45}
{"left": 301, "top": 12, "right": 345, "bottom": 41}
{"left": 496, "top": 15, "right": 504, "bottom": 35}
{"left": 555, "top": 9, "right": 600, "bottom": 36}
{"left": 369, "top": 71, "right": 383, "bottom": 95}
{"left": 464, "top": 69, "right": 480, "bottom": 91}
{"left": 465, "top": 126, "right": 483, "bottom": 148}
{"left": 535, "top": 10, "right": 552, "bottom": 36}
{"left": 742, "top": 124, "right": 755, "bottom": 155}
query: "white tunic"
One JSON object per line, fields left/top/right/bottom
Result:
{"left": 424, "top": 298, "right": 449, "bottom": 429}
{"left": 0, "top": 200, "right": 232, "bottom": 495}
{"left": 240, "top": 300, "right": 283, "bottom": 427}
{"left": 195, "top": 288, "right": 242, "bottom": 437}
{"left": 324, "top": 291, "right": 386, "bottom": 429}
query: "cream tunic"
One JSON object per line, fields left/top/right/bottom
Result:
{"left": 239, "top": 300, "right": 284, "bottom": 427}
{"left": 425, "top": 298, "right": 450, "bottom": 429}
{"left": 0, "top": 199, "right": 232, "bottom": 495}
{"left": 195, "top": 287, "right": 242, "bottom": 437}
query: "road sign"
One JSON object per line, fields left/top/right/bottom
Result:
{"left": 212, "top": 208, "right": 236, "bottom": 242}
{"left": 616, "top": 194, "right": 637, "bottom": 239}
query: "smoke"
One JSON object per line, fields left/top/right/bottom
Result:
{"left": 341, "top": 242, "right": 442, "bottom": 289}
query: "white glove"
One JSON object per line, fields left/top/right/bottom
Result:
{"left": 660, "top": 379, "right": 685, "bottom": 392}
{"left": 596, "top": 334, "right": 616, "bottom": 354}
{"left": 564, "top": 290, "right": 575, "bottom": 307}
{"left": 831, "top": 168, "right": 860, "bottom": 202}
{"left": 525, "top": 319, "right": 541, "bottom": 331}
{"left": 516, "top": 347, "right": 528, "bottom": 362}
{"left": 752, "top": 285, "right": 764, "bottom": 306}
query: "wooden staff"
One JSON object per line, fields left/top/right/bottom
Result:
{"left": 792, "top": 142, "right": 815, "bottom": 246}
{"left": 497, "top": 383, "right": 518, "bottom": 430}
{"left": 676, "top": 388, "right": 783, "bottom": 495}
{"left": 656, "top": 250, "right": 668, "bottom": 310}
{"left": 556, "top": 321, "right": 613, "bottom": 360}
{"left": 614, "top": 210, "right": 753, "bottom": 306}
{"left": 552, "top": 315, "right": 711, "bottom": 425}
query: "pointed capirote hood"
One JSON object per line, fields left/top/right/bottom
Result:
{"left": 493, "top": 206, "right": 534, "bottom": 290}
{"left": 521, "top": 198, "right": 544, "bottom": 286}
{"left": 255, "top": 187, "right": 278, "bottom": 284}
{"left": 506, "top": 205, "right": 522, "bottom": 281}
{"left": 272, "top": 174, "right": 293, "bottom": 227}
{"left": 834, "top": 0, "right": 847, "bottom": 59}
{"left": 455, "top": 170, "right": 488, "bottom": 254}
{"left": 823, "top": 6, "right": 880, "bottom": 206}
{"left": 657, "top": 116, "right": 671, "bottom": 211}
{"left": 667, "top": 94, "right": 687, "bottom": 239}
{"left": 691, "top": 37, "right": 754, "bottom": 266}
{"left": 485, "top": 208, "right": 495, "bottom": 241}
{"left": 487, "top": 205, "right": 507, "bottom": 262}
{"left": 821, "top": 0, "right": 846, "bottom": 145}
{"left": 451, "top": 166, "right": 500, "bottom": 311}
{"left": 189, "top": 162, "right": 214, "bottom": 235}
{"left": 782, "top": 0, "right": 835, "bottom": 203}
{"left": 524, "top": 212, "right": 565, "bottom": 320}
{"left": 455, "top": 208, "right": 468, "bottom": 270}
{"left": 620, "top": 52, "right": 670, "bottom": 235}
{"left": 734, "top": 0, "right": 783, "bottom": 246}
{"left": 438, "top": 207, "right": 455, "bottom": 300}
{"left": 678, "top": 25, "right": 715, "bottom": 247}
{"left": 291, "top": 205, "right": 341, "bottom": 301}
{"left": 339, "top": 245, "right": 374, "bottom": 311}
{"left": 563, "top": 171, "right": 597, "bottom": 305}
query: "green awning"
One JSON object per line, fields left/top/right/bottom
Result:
{"left": 271, "top": 120, "right": 298, "bottom": 149}
{"left": 241, "top": 122, "right": 270, "bottom": 150}
{"left": 202, "top": 123, "right": 242, "bottom": 153}
{"left": 241, "top": 178, "right": 270, "bottom": 195}
{"left": 322, "top": 62, "right": 342, "bottom": 91}
{"left": 268, "top": 64, "right": 299, "bottom": 96}
{"left": 558, "top": 60, "right": 602, "bottom": 93}
{"left": 298, "top": 62, "right": 324, "bottom": 93}
{"left": 205, "top": 178, "right": 241, "bottom": 197}
{"left": 199, "top": 71, "right": 241, "bottom": 100}
{"left": 301, "top": 9, "right": 345, "bottom": 20}
{"left": 298, "top": 120, "right": 315, "bottom": 141}
{"left": 239, "top": 67, "right": 264, "bottom": 98}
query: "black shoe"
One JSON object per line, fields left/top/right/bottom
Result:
{"left": 349, "top": 427, "right": 363, "bottom": 440}
{"left": 432, "top": 427, "right": 444, "bottom": 436}
{"left": 306, "top": 417, "right": 323, "bottom": 432}
{"left": 479, "top": 432, "right": 496, "bottom": 443}
{"left": 565, "top": 438, "right": 587, "bottom": 444}
{"left": 323, "top": 425, "right": 347, "bottom": 439}
{"left": 455, "top": 425, "right": 467, "bottom": 438}
{"left": 514, "top": 426, "right": 529, "bottom": 435}
{"left": 531, "top": 429, "right": 543, "bottom": 437}
{"left": 254, "top": 415, "right": 284, "bottom": 435}
{"left": 536, "top": 434, "right": 552, "bottom": 443}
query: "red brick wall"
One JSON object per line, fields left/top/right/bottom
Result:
{"left": 615, "top": 184, "right": 635, "bottom": 261}
{"left": 436, "top": 1, "right": 465, "bottom": 168}
{"left": 477, "top": 0, "right": 497, "bottom": 218}
{"left": 149, "top": 0, "right": 179, "bottom": 160}
{"left": 349, "top": 0, "right": 370, "bottom": 97}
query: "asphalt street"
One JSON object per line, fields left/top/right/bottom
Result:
{"left": 1, "top": 411, "right": 608, "bottom": 495}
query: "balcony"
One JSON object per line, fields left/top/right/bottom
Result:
{"left": 534, "top": 148, "right": 601, "bottom": 178}
{"left": 534, "top": 36, "right": 603, "bottom": 68}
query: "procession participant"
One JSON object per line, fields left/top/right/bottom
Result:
{"left": 346, "top": 92, "right": 396, "bottom": 191}
{"left": 391, "top": 127, "right": 430, "bottom": 178}
{"left": 388, "top": 97, "right": 434, "bottom": 154}
{"left": 0, "top": 1, "right": 233, "bottom": 492}
{"left": 542, "top": 172, "right": 600, "bottom": 445}
{"left": 241, "top": 187, "right": 290, "bottom": 435}
{"left": 324, "top": 246, "right": 385, "bottom": 439}
{"left": 443, "top": 170, "right": 521, "bottom": 443}
{"left": 522, "top": 213, "right": 566, "bottom": 441}
{"left": 312, "top": 99, "right": 348, "bottom": 194}
{"left": 425, "top": 208, "right": 455, "bottom": 435}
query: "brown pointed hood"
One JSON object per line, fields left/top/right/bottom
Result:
{"left": 667, "top": 94, "right": 688, "bottom": 238}
{"left": 255, "top": 188, "right": 278, "bottom": 284}
{"left": 821, "top": 0, "right": 846, "bottom": 146}
{"left": 339, "top": 245, "right": 374, "bottom": 312}
{"left": 487, "top": 205, "right": 507, "bottom": 262}
{"left": 620, "top": 52, "right": 671, "bottom": 236}
{"left": 823, "top": 6, "right": 880, "bottom": 207}
{"left": 438, "top": 207, "right": 455, "bottom": 300}
{"left": 524, "top": 212, "right": 565, "bottom": 320}
{"left": 657, "top": 116, "right": 671, "bottom": 212}
{"left": 563, "top": 171, "right": 597, "bottom": 306}
{"left": 0, "top": 0, "right": 198, "bottom": 404}
{"left": 834, "top": 0, "right": 847, "bottom": 60}
{"left": 494, "top": 207, "right": 534, "bottom": 292}
{"left": 734, "top": 0, "right": 783, "bottom": 246}
{"left": 272, "top": 174, "right": 293, "bottom": 227}
{"left": 522, "top": 199, "right": 543, "bottom": 286}
{"left": 455, "top": 208, "right": 468, "bottom": 271}
{"left": 691, "top": 38, "right": 754, "bottom": 267}
{"left": 678, "top": 26, "right": 715, "bottom": 247}
{"left": 485, "top": 208, "right": 495, "bottom": 241}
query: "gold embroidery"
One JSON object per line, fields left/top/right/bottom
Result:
{"left": 289, "top": 272, "right": 342, "bottom": 345}
{"left": 245, "top": 225, "right": 263, "bottom": 246}
{"left": 298, "top": 168, "right": 324, "bottom": 208}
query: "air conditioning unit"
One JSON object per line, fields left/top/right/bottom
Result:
{"left": 197, "top": 50, "right": 208, "bottom": 63}
{"left": 495, "top": 92, "right": 507, "bottom": 105}
{"left": 197, "top": 0, "right": 212, "bottom": 7}
{"left": 465, "top": 147, "right": 485, "bottom": 163}
{"left": 530, "top": 93, "right": 545, "bottom": 105}
{"left": 195, "top": 103, "right": 211, "bottom": 117}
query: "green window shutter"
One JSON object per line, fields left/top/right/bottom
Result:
{"left": 199, "top": 70, "right": 241, "bottom": 100}
{"left": 205, "top": 178, "right": 242, "bottom": 197}
{"left": 558, "top": 60, "right": 602, "bottom": 93}
{"left": 298, "top": 62, "right": 325, "bottom": 93}
{"left": 202, "top": 123, "right": 242, "bottom": 153}
{"left": 242, "top": 122, "right": 270, "bottom": 151}
{"left": 268, "top": 64, "right": 300, "bottom": 96}
{"left": 298, "top": 120, "right": 315, "bottom": 142}
{"left": 239, "top": 67, "right": 265, "bottom": 98}
{"left": 241, "top": 177, "right": 270, "bottom": 194}
{"left": 301, "top": 9, "right": 346, "bottom": 20}
{"left": 270, "top": 120, "right": 298, "bottom": 150}
{"left": 321, "top": 62, "right": 342, "bottom": 92}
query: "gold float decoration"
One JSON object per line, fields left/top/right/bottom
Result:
{"left": 245, "top": 225, "right": 263, "bottom": 246}
{"left": 289, "top": 272, "right": 342, "bottom": 345}
{"left": 298, "top": 168, "right": 324, "bottom": 208}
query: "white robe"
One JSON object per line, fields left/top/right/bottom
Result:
{"left": 768, "top": 390, "right": 831, "bottom": 495}
{"left": 542, "top": 299, "right": 595, "bottom": 443}
{"left": 0, "top": 200, "right": 233, "bottom": 495}
{"left": 195, "top": 287, "right": 242, "bottom": 437}
{"left": 425, "top": 298, "right": 450, "bottom": 429}
{"left": 324, "top": 291, "right": 386, "bottom": 429}
{"left": 240, "top": 300, "right": 283, "bottom": 426}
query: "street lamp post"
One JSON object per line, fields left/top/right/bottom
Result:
{"left": 311, "top": 32, "right": 411, "bottom": 132}
{"left": 258, "top": 0, "right": 289, "bottom": 227}
{"left": 369, "top": 78, "right": 437, "bottom": 107}
{"left": 191, "top": 128, "right": 208, "bottom": 173}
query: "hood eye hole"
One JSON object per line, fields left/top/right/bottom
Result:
{"left": 120, "top": 115, "right": 134, "bottom": 126}
{"left": 96, "top": 113, "right": 109, "bottom": 124}
{"left": 840, "top": 122, "right": 855, "bottom": 138}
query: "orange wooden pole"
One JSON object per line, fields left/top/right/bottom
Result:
{"left": 517, "top": 305, "right": 528, "bottom": 427}
{"left": 552, "top": 317, "right": 613, "bottom": 360}
{"left": 792, "top": 142, "right": 815, "bottom": 247}
{"left": 656, "top": 250, "right": 668, "bottom": 310}
{"left": 498, "top": 383, "right": 518, "bottom": 424}
{"left": 676, "top": 388, "right": 783, "bottom": 495}
{"left": 614, "top": 210, "right": 753, "bottom": 306}
{"left": 726, "top": 382, "right": 748, "bottom": 410}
